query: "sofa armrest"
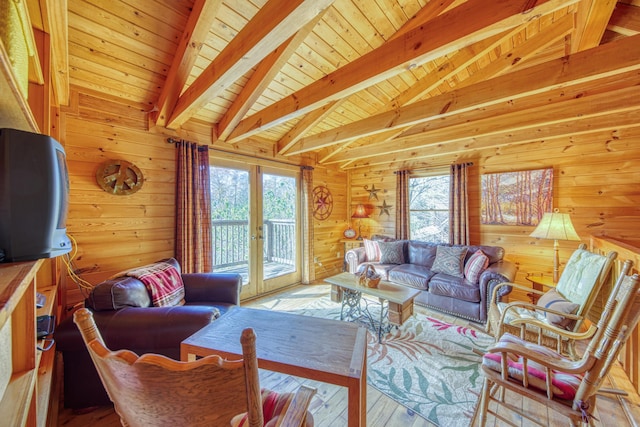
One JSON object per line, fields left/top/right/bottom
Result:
{"left": 345, "top": 247, "right": 366, "bottom": 273}
{"left": 182, "top": 273, "right": 242, "bottom": 305}
{"left": 480, "top": 260, "right": 518, "bottom": 301}
{"left": 55, "top": 305, "right": 219, "bottom": 353}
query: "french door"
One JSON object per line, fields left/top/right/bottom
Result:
{"left": 210, "top": 159, "right": 301, "bottom": 299}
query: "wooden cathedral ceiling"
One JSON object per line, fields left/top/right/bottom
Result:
{"left": 62, "top": 0, "right": 640, "bottom": 169}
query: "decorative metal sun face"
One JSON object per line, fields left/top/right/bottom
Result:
{"left": 312, "top": 185, "right": 333, "bottom": 220}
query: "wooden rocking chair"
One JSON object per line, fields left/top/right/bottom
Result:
{"left": 474, "top": 264, "right": 640, "bottom": 426}
{"left": 486, "top": 244, "right": 617, "bottom": 357}
{"left": 73, "top": 308, "right": 316, "bottom": 427}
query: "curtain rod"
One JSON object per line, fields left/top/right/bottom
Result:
{"left": 168, "top": 137, "right": 313, "bottom": 170}
{"left": 394, "top": 162, "right": 473, "bottom": 174}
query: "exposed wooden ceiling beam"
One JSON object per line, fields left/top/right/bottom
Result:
{"left": 278, "top": 0, "right": 457, "bottom": 156}
{"left": 277, "top": 100, "right": 342, "bottom": 155}
{"left": 217, "top": 15, "right": 324, "bottom": 141}
{"left": 607, "top": 3, "right": 640, "bottom": 35}
{"left": 345, "top": 104, "right": 640, "bottom": 169}
{"left": 41, "top": 0, "right": 69, "bottom": 106}
{"left": 345, "top": 82, "right": 640, "bottom": 161}
{"left": 226, "top": 0, "right": 580, "bottom": 144}
{"left": 320, "top": 12, "right": 575, "bottom": 163}
{"left": 154, "top": 0, "right": 224, "bottom": 127}
{"left": 346, "top": 108, "right": 640, "bottom": 170}
{"left": 315, "top": 29, "right": 516, "bottom": 162}
{"left": 165, "top": 0, "right": 336, "bottom": 130}
{"left": 571, "top": 0, "right": 617, "bottom": 52}
{"left": 295, "top": 14, "right": 576, "bottom": 158}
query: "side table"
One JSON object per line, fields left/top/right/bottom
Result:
{"left": 525, "top": 274, "right": 556, "bottom": 303}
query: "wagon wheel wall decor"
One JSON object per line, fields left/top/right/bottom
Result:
{"left": 312, "top": 185, "right": 333, "bottom": 220}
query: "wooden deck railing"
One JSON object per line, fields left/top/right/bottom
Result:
{"left": 212, "top": 219, "right": 295, "bottom": 268}
{"left": 590, "top": 235, "right": 640, "bottom": 393}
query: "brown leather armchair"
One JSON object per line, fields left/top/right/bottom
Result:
{"left": 55, "top": 258, "right": 242, "bottom": 409}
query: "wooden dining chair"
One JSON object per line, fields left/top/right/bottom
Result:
{"left": 474, "top": 265, "right": 640, "bottom": 427}
{"left": 486, "top": 244, "right": 617, "bottom": 357}
{"left": 73, "top": 308, "right": 315, "bottom": 427}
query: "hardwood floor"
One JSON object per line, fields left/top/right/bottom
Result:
{"left": 57, "top": 283, "right": 640, "bottom": 427}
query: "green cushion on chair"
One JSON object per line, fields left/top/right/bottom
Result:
{"left": 555, "top": 249, "right": 607, "bottom": 308}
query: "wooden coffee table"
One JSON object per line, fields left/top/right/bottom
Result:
{"left": 325, "top": 272, "right": 420, "bottom": 342}
{"left": 181, "top": 306, "right": 368, "bottom": 427}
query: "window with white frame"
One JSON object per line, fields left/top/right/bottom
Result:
{"left": 409, "top": 174, "right": 450, "bottom": 242}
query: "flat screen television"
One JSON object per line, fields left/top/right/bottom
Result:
{"left": 0, "top": 128, "right": 72, "bottom": 262}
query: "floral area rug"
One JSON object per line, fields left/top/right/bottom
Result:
{"left": 262, "top": 294, "right": 494, "bottom": 426}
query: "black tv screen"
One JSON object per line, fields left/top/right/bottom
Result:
{"left": 0, "top": 128, "right": 72, "bottom": 262}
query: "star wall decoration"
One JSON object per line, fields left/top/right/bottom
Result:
{"left": 366, "top": 184, "right": 380, "bottom": 200}
{"left": 378, "top": 200, "right": 392, "bottom": 216}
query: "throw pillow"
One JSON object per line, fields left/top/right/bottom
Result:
{"left": 431, "top": 246, "right": 467, "bottom": 278}
{"left": 536, "top": 288, "right": 580, "bottom": 328}
{"left": 464, "top": 249, "right": 490, "bottom": 284}
{"left": 363, "top": 239, "right": 381, "bottom": 262}
{"left": 378, "top": 241, "right": 405, "bottom": 264}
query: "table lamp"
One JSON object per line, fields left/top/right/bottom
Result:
{"left": 351, "top": 204, "right": 369, "bottom": 240}
{"left": 529, "top": 209, "right": 581, "bottom": 282}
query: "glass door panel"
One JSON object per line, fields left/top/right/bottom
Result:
{"left": 210, "top": 162, "right": 301, "bottom": 298}
{"left": 261, "top": 170, "right": 300, "bottom": 292}
{"left": 210, "top": 165, "right": 256, "bottom": 297}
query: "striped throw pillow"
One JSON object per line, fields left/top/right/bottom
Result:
{"left": 464, "top": 249, "right": 490, "bottom": 284}
{"left": 363, "top": 239, "right": 381, "bottom": 262}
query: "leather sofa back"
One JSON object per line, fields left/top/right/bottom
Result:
{"left": 86, "top": 258, "right": 182, "bottom": 311}
{"left": 406, "top": 242, "right": 505, "bottom": 268}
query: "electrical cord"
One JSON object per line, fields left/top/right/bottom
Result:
{"left": 62, "top": 234, "right": 94, "bottom": 299}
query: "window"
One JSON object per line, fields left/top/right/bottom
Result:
{"left": 409, "top": 175, "right": 450, "bottom": 242}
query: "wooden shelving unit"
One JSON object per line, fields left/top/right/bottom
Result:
{"left": 0, "top": 258, "right": 61, "bottom": 427}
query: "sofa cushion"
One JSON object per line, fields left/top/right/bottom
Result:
{"left": 363, "top": 239, "right": 381, "bottom": 262}
{"left": 431, "top": 246, "right": 467, "bottom": 278}
{"left": 86, "top": 276, "right": 152, "bottom": 311}
{"left": 407, "top": 241, "right": 438, "bottom": 267}
{"left": 388, "top": 264, "right": 435, "bottom": 290}
{"left": 464, "top": 249, "right": 490, "bottom": 284}
{"left": 428, "top": 274, "right": 480, "bottom": 302}
{"left": 378, "top": 241, "right": 405, "bottom": 264}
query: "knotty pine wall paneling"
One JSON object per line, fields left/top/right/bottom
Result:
{"left": 349, "top": 168, "right": 396, "bottom": 239}
{"left": 348, "top": 125, "right": 640, "bottom": 304}
{"left": 312, "top": 164, "right": 348, "bottom": 280}
{"left": 60, "top": 88, "right": 182, "bottom": 308}
{"left": 60, "top": 87, "right": 349, "bottom": 307}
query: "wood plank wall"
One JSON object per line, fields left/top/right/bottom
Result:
{"left": 59, "top": 87, "right": 343, "bottom": 308}
{"left": 311, "top": 165, "right": 349, "bottom": 279}
{"left": 348, "top": 125, "right": 640, "bottom": 303}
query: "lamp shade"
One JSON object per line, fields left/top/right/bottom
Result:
{"left": 529, "top": 210, "right": 580, "bottom": 241}
{"left": 351, "top": 204, "right": 368, "bottom": 219}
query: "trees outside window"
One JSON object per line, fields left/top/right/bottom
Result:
{"left": 409, "top": 175, "right": 450, "bottom": 242}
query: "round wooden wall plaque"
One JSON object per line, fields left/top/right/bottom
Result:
{"left": 96, "top": 159, "right": 144, "bottom": 195}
